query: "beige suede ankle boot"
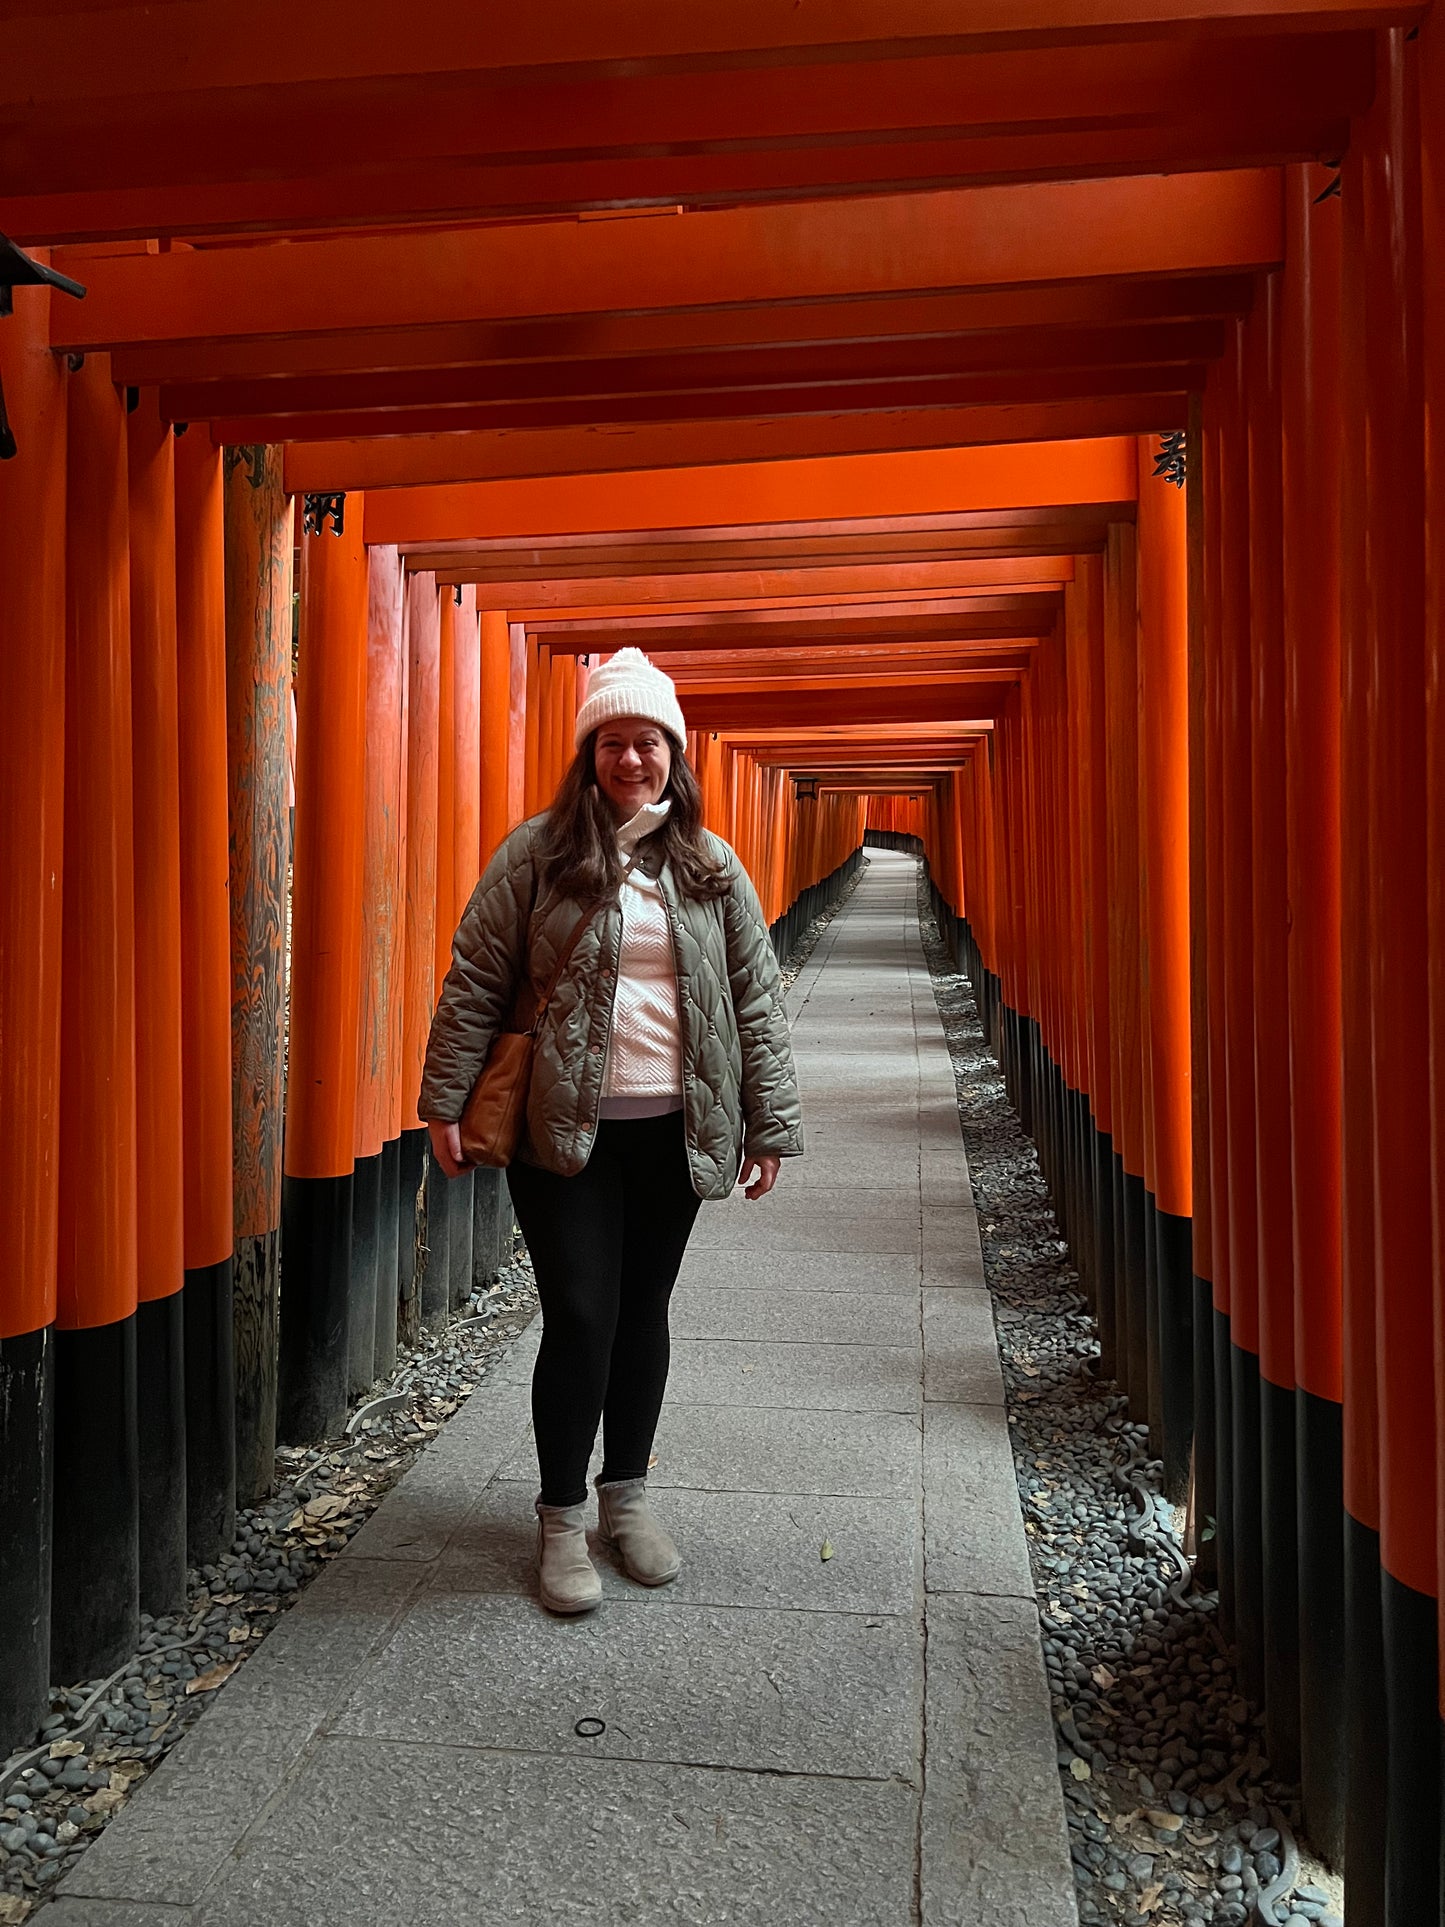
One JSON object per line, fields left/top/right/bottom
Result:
{"left": 534, "top": 1500, "right": 602, "bottom": 1615}
{"left": 596, "top": 1477, "right": 681, "bottom": 1586}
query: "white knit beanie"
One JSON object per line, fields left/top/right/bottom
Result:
{"left": 573, "top": 647, "right": 688, "bottom": 751}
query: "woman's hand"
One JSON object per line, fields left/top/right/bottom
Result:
{"left": 738, "top": 1155, "right": 780, "bottom": 1200}
{"left": 428, "top": 1119, "right": 472, "bottom": 1179}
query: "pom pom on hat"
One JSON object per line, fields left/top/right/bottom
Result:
{"left": 574, "top": 647, "right": 688, "bottom": 751}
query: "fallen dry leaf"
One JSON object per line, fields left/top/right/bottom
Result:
{"left": 185, "top": 1660, "right": 240, "bottom": 1696}
{"left": 1069, "top": 1757, "right": 1091, "bottom": 1781}
{"left": 48, "top": 1739, "right": 85, "bottom": 1759}
{"left": 0, "top": 1893, "right": 33, "bottom": 1922}
{"left": 1092, "top": 1665, "right": 1117, "bottom": 1689}
{"left": 1139, "top": 1881, "right": 1164, "bottom": 1913}
{"left": 109, "top": 1762, "right": 146, "bottom": 1790}
{"left": 819, "top": 1539, "right": 834, "bottom": 1562}
{"left": 82, "top": 1788, "right": 126, "bottom": 1816}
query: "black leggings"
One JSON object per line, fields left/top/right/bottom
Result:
{"left": 506, "top": 1112, "right": 702, "bottom": 1507}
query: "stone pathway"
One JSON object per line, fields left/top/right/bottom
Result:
{"left": 46, "top": 850, "right": 1076, "bottom": 1927}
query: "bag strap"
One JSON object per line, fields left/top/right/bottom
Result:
{"left": 527, "top": 854, "right": 639, "bottom": 1036}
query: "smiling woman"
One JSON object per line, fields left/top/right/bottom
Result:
{"left": 417, "top": 647, "right": 803, "bottom": 1617}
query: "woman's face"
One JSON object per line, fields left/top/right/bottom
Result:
{"left": 593, "top": 716, "right": 673, "bottom": 817}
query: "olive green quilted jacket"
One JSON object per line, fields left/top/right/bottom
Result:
{"left": 419, "top": 817, "right": 803, "bottom": 1199}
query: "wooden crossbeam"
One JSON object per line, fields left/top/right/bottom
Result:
{"left": 50, "top": 173, "right": 1280, "bottom": 353}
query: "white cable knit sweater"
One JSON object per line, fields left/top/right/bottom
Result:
{"left": 598, "top": 801, "right": 683, "bottom": 1118}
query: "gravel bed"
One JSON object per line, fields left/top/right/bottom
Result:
{"left": 916, "top": 869, "right": 1345, "bottom": 1927}
{"left": 0, "top": 1240, "right": 539, "bottom": 1923}
{"left": 778, "top": 856, "right": 868, "bottom": 993}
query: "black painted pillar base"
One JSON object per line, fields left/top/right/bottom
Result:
{"left": 472, "top": 1164, "right": 510, "bottom": 1285}
{"left": 136, "top": 1291, "right": 187, "bottom": 1616}
{"left": 1092, "top": 1125, "right": 1118, "bottom": 1381}
{"left": 1382, "top": 1567, "right": 1441, "bottom": 1915}
{"left": 375, "top": 1135, "right": 401, "bottom": 1383}
{"left": 349, "top": 1151, "right": 382, "bottom": 1399}
{"left": 1071, "top": 1089, "right": 1095, "bottom": 1309}
{"left": 1344, "top": 1510, "right": 1387, "bottom": 1921}
{"left": 183, "top": 1255, "right": 235, "bottom": 1567}
{"left": 397, "top": 1127, "right": 427, "bottom": 1352}
{"left": 449, "top": 1167, "right": 475, "bottom": 1312}
{"left": 1121, "top": 1169, "right": 1149, "bottom": 1412}
{"left": 1143, "top": 1188, "right": 1163, "bottom": 1447}
{"left": 233, "top": 1227, "right": 280, "bottom": 1506}
{"left": 1296, "top": 1387, "right": 1345, "bottom": 1868}
{"left": 421, "top": 1158, "right": 452, "bottom": 1332}
{"left": 1212, "top": 1307, "right": 1235, "bottom": 1639}
{"left": 1191, "top": 1274, "right": 1217, "bottom": 1589}
{"left": 1155, "top": 1207, "right": 1194, "bottom": 1503}
{"left": 51, "top": 1315, "right": 138, "bottom": 1683}
{"left": 278, "top": 1171, "right": 353, "bottom": 1443}
{"left": 0, "top": 1324, "right": 53, "bottom": 1753}
{"left": 1117, "top": 1148, "right": 1140, "bottom": 1395}
{"left": 1259, "top": 1369, "right": 1301, "bottom": 1782}
{"left": 1230, "top": 1340, "right": 1265, "bottom": 1703}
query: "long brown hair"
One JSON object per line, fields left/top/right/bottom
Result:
{"left": 536, "top": 731, "right": 729, "bottom": 903}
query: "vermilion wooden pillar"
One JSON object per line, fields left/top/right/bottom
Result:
{"left": 401, "top": 573, "right": 442, "bottom": 1339}
{"left": 1136, "top": 436, "right": 1193, "bottom": 1501}
{"left": 479, "top": 608, "right": 510, "bottom": 866}
{"left": 523, "top": 632, "right": 542, "bottom": 818}
{"left": 425, "top": 584, "right": 460, "bottom": 1321}
{"left": 1185, "top": 389, "right": 1218, "bottom": 1590}
{"left": 447, "top": 585, "right": 481, "bottom": 1311}
{"left": 173, "top": 426, "right": 236, "bottom": 1567}
{"left": 1422, "top": 4, "right": 1445, "bottom": 1890}
{"left": 1104, "top": 522, "right": 1147, "bottom": 1412}
{"left": 222, "top": 442, "right": 291, "bottom": 1503}
{"left": 1281, "top": 161, "right": 1346, "bottom": 1863}
{"left": 507, "top": 623, "right": 528, "bottom": 829}
{"left": 280, "top": 499, "right": 368, "bottom": 1441}
{"left": 1075, "top": 556, "right": 1117, "bottom": 1384}
{"left": 1339, "top": 101, "right": 1387, "bottom": 1910}
{"left": 126, "top": 390, "right": 188, "bottom": 1614}
{"left": 0, "top": 274, "right": 65, "bottom": 1753}
{"left": 1360, "top": 32, "right": 1439, "bottom": 1911}
{"left": 52, "top": 353, "right": 140, "bottom": 1684}
{"left": 1216, "top": 322, "right": 1264, "bottom": 1689}
{"left": 1245, "top": 272, "right": 1301, "bottom": 1778}
{"left": 355, "top": 543, "right": 406, "bottom": 1390}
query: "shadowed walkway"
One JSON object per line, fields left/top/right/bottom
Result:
{"left": 48, "top": 851, "right": 1075, "bottom": 1927}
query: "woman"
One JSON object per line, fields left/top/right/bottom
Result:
{"left": 420, "top": 648, "right": 803, "bottom": 1615}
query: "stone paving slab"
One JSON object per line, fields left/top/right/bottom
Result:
{"left": 189, "top": 1743, "right": 920, "bottom": 1927}
{"left": 922, "top": 1289, "right": 1006, "bottom": 1404}
{"left": 921, "top": 1593, "right": 1078, "bottom": 1926}
{"left": 667, "top": 1336, "right": 922, "bottom": 1412}
{"left": 59, "top": 851, "right": 1073, "bottom": 1927}
{"left": 500, "top": 1403, "right": 923, "bottom": 1498}
{"left": 688, "top": 1206, "right": 919, "bottom": 1255}
{"left": 49, "top": 1905, "right": 194, "bottom": 1925}
{"left": 712, "top": 1181, "right": 921, "bottom": 1225}
{"left": 61, "top": 1557, "right": 423, "bottom": 1909}
{"left": 922, "top": 1402, "right": 1037, "bottom": 1601}
{"left": 675, "top": 1246, "right": 921, "bottom": 1294}
{"left": 331, "top": 1591, "right": 921, "bottom": 1778}
{"left": 670, "top": 1283, "right": 920, "bottom": 1346}
{"left": 785, "top": 1142, "right": 922, "bottom": 1188}
{"left": 435, "top": 1481, "right": 921, "bottom": 1616}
